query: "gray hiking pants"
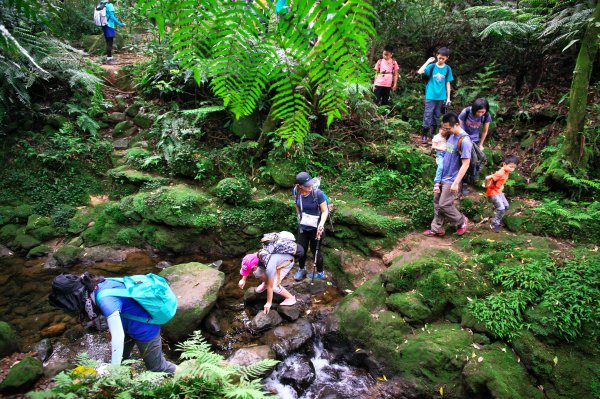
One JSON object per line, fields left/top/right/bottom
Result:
{"left": 430, "top": 183, "right": 466, "bottom": 233}
{"left": 490, "top": 193, "right": 509, "bottom": 228}
{"left": 423, "top": 99, "right": 445, "bottom": 129}
{"left": 124, "top": 332, "right": 176, "bottom": 374}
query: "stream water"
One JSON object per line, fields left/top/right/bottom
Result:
{"left": 0, "top": 251, "right": 380, "bottom": 398}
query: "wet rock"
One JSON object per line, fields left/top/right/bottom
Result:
{"left": 0, "top": 356, "right": 43, "bottom": 394}
{"left": 12, "top": 234, "right": 41, "bottom": 251}
{"left": 79, "top": 246, "right": 125, "bottom": 264}
{"left": 227, "top": 345, "right": 276, "bottom": 367}
{"left": 263, "top": 319, "right": 313, "bottom": 358}
{"left": 27, "top": 244, "right": 50, "bottom": 258}
{"left": 0, "top": 321, "right": 19, "bottom": 357}
{"left": 0, "top": 244, "right": 14, "bottom": 257}
{"left": 155, "top": 261, "right": 172, "bottom": 269}
{"left": 251, "top": 311, "right": 283, "bottom": 331}
{"left": 160, "top": 262, "right": 225, "bottom": 342}
{"left": 209, "top": 259, "right": 223, "bottom": 270}
{"left": 202, "top": 310, "right": 230, "bottom": 337}
{"left": 34, "top": 339, "right": 53, "bottom": 362}
{"left": 366, "top": 376, "right": 421, "bottom": 399}
{"left": 40, "top": 323, "right": 66, "bottom": 338}
{"left": 112, "top": 120, "right": 134, "bottom": 137}
{"left": 125, "top": 104, "right": 141, "bottom": 118}
{"left": 114, "top": 95, "right": 127, "bottom": 112}
{"left": 68, "top": 236, "right": 83, "bottom": 247}
{"left": 64, "top": 326, "right": 85, "bottom": 342}
{"left": 44, "top": 361, "right": 73, "bottom": 378}
{"left": 54, "top": 245, "right": 83, "bottom": 267}
{"left": 279, "top": 354, "right": 316, "bottom": 393}
{"left": 43, "top": 255, "right": 58, "bottom": 269}
{"left": 113, "top": 138, "right": 130, "bottom": 150}
{"left": 277, "top": 305, "right": 301, "bottom": 321}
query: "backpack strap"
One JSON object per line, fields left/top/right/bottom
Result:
{"left": 457, "top": 135, "right": 466, "bottom": 157}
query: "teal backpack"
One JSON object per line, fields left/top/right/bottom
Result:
{"left": 95, "top": 273, "right": 177, "bottom": 325}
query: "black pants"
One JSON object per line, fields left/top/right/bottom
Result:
{"left": 374, "top": 85, "right": 391, "bottom": 105}
{"left": 297, "top": 229, "right": 323, "bottom": 273}
{"left": 105, "top": 36, "right": 114, "bottom": 58}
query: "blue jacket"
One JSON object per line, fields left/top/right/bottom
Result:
{"left": 105, "top": 3, "right": 124, "bottom": 29}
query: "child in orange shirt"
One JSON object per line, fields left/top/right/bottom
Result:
{"left": 484, "top": 155, "right": 519, "bottom": 232}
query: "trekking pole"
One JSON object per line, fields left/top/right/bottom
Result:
{"left": 311, "top": 238, "right": 321, "bottom": 285}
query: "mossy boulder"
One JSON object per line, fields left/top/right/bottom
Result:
{"left": 462, "top": 343, "right": 544, "bottom": 399}
{"left": 133, "top": 113, "right": 153, "bottom": 129}
{"left": 125, "top": 104, "right": 141, "bottom": 118}
{"left": 0, "top": 321, "right": 19, "bottom": 357}
{"left": 13, "top": 204, "right": 33, "bottom": 221}
{"left": 215, "top": 178, "right": 252, "bottom": 205}
{"left": 266, "top": 157, "right": 298, "bottom": 188}
{"left": 25, "top": 215, "right": 51, "bottom": 231}
{"left": 139, "top": 224, "right": 200, "bottom": 253}
{"left": 0, "top": 224, "right": 23, "bottom": 244}
{"left": 115, "top": 228, "right": 144, "bottom": 247}
{"left": 29, "top": 226, "right": 57, "bottom": 241}
{"left": 0, "top": 206, "right": 14, "bottom": 225}
{"left": 386, "top": 292, "right": 432, "bottom": 323}
{"left": 230, "top": 114, "right": 260, "bottom": 139}
{"left": 12, "top": 234, "right": 41, "bottom": 251}
{"left": 380, "top": 253, "right": 450, "bottom": 293}
{"left": 112, "top": 120, "right": 135, "bottom": 137}
{"left": 68, "top": 204, "right": 112, "bottom": 235}
{"left": 336, "top": 206, "right": 409, "bottom": 236}
{"left": 81, "top": 212, "right": 123, "bottom": 246}
{"left": 160, "top": 262, "right": 225, "bottom": 342}
{"left": 108, "top": 165, "right": 170, "bottom": 186}
{"left": 119, "top": 185, "right": 218, "bottom": 229}
{"left": 0, "top": 356, "right": 43, "bottom": 394}
{"left": 54, "top": 245, "right": 83, "bottom": 267}
{"left": 27, "top": 244, "right": 51, "bottom": 258}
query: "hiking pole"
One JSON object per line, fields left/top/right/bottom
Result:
{"left": 311, "top": 238, "right": 321, "bottom": 285}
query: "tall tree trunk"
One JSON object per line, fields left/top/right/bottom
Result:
{"left": 561, "top": 0, "right": 600, "bottom": 166}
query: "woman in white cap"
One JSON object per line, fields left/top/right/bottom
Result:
{"left": 293, "top": 172, "right": 329, "bottom": 280}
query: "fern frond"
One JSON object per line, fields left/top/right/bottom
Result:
{"left": 238, "top": 359, "right": 279, "bottom": 381}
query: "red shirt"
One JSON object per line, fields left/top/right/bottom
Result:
{"left": 486, "top": 168, "right": 510, "bottom": 197}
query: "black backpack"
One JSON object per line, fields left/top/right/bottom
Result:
{"left": 457, "top": 134, "right": 487, "bottom": 185}
{"left": 48, "top": 273, "right": 87, "bottom": 313}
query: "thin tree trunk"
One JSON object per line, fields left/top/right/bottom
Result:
{"left": 561, "top": 0, "right": 600, "bottom": 166}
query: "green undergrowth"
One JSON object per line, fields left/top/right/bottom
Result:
{"left": 336, "top": 234, "right": 599, "bottom": 398}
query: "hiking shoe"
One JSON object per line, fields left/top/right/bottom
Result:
{"left": 105, "top": 59, "right": 118, "bottom": 65}
{"left": 423, "top": 229, "right": 445, "bottom": 237}
{"left": 294, "top": 269, "right": 307, "bottom": 281}
{"left": 490, "top": 224, "right": 501, "bottom": 233}
{"left": 280, "top": 296, "right": 297, "bottom": 306}
{"left": 421, "top": 135, "right": 428, "bottom": 144}
{"left": 456, "top": 217, "right": 469, "bottom": 236}
{"left": 307, "top": 271, "right": 326, "bottom": 279}
{"left": 255, "top": 282, "right": 267, "bottom": 293}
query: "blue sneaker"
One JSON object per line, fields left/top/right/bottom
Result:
{"left": 307, "top": 271, "right": 326, "bottom": 279}
{"left": 294, "top": 269, "right": 307, "bottom": 281}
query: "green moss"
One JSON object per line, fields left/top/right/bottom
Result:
{"left": 0, "top": 356, "right": 43, "bottom": 393}
{"left": 215, "top": 177, "right": 252, "bottom": 205}
{"left": 546, "top": 344, "right": 600, "bottom": 399}
{"left": 120, "top": 185, "right": 218, "bottom": 230}
{"left": 54, "top": 245, "right": 83, "bottom": 266}
{"left": 0, "top": 321, "right": 19, "bottom": 358}
{"left": 81, "top": 212, "right": 122, "bottom": 246}
{"left": 417, "top": 268, "right": 460, "bottom": 314}
{"left": 108, "top": 165, "right": 170, "bottom": 186}
{"left": 25, "top": 215, "right": 51, "bottom": 230}
{"left": 140, "top": 224, "right": 199, "bottom": 253}
{"left": 336, "top": 205, "right": 409, "bottom": 235}
{"left": 266, "top": 157, "right": 298, "bottom": 188}
{"left": 29, "top": 225, "right": 57, "bottom": 241}
{"left": 115, "top": 228, "right": 144, "bottom": 247}
{"left": 0, "top": 224, "right": 22, "bottom": 244}
{"left": 230, "top": 114, "right": 260, "bottom": 139}
{"left": 13, "top": 204, "right": 33, "bottom": 220}
{"left": 386, "top": 292, "right": 432, "bottom": 322}
{"left": 511, "top": 330, "right": 554, "bottom": 380}
{"left": 68, "top": 204, "right": 111, "bottom": 235}
{"left": 0, "top": 206, "right": 14, "bottom": 226}
{"left": 27, "top": 244, "right": 51, "bottom": 258}
{"left": 133, "top": 113, "right": 153, "bottom": 129}
{"left": 12, "top": 234, "right": 41, "bottom": 251}
{"left": 463, "top": 343, "right": 544, "bottom": 399}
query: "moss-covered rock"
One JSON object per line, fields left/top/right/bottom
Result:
{"left": 12, "top": 234, "right": 41, "bottom": 251}
{"left": 230, "top": 114, "right": 260, "bottom": 139}
{"left": 81, "top": 211, "right": 123, "bottom": 246}
{"left": 119, "top": 185, "right": 218, "bottom": 230}
{"left": 108, "top": 165, "right": 170, "bottom": 186}
{"left": 336, "top": 206, "right": 409, "bottom": 236}
{"left": 68, "top": 204, "right": 112, "bottom": 235}
{"left": 0, "top": 321, "right": 19, "bottom": 357}
{"left": 54, "top": 245, "right": 83, "bottom": 267}
{"left": 416, "top": 268, "right": 461, "bottom": 314}
{"left": 139, "top": 223, "right": 199, "bottom": 253}
{"left": 115, "top": 228, "right": 144, "bottom": 247}
{"left": 215, "top": 178, "right": 252, "bottom": 205}
{"left": 29, "top": 226, "right": 57, "bottom": 241}
{"left": 25, "top": 215, "right": 51, "bottom": 231}
{"left": 133, "top": 113, "right": 153, "bottom": 129}
{"left": 0, "top": 356, "right": 43, "bottom": 394}
{"left": 13, "top": 204, "right": 33, "bottom": 220}
{"left": 125, "top": 104, "right": 141, "bottom": 118}
{"left": 0, "top": 224, "right": 22, "bottom": 244}
{"left": 386, "top": 292, "right": 432, "bottom": 322}
{"left": 112, "top": 121, "right": 134, "bottom": 137}
{"left": 0, "top": 206, "right": 14, "bottom": 226}
{"left": 160, "top": 262, "right": 225, "bottom": 342}
{"left": 462, "top": 343, "right": 544, "bottom": 399}
{"left": 266, "top": 157, "right": 298, "bottom": 188}
{"left": 27, "top": 244, "right": 51, "bottom": 258}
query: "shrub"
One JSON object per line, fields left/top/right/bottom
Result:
{"left": 215, "top": 178, "right": 252, "bottom": 205}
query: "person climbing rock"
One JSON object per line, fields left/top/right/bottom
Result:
{"left": 49, "top": 272, "right": 176, "bottom": 374}
{"left": 238, "top": 231, "right": 304, "bottom": 314}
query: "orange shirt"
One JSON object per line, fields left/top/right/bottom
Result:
{"left": 486, "top": 168, "right": 510, "bottom": 197}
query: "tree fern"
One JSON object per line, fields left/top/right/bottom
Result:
{"left": 136, "top": 0, "right": 376, "bottom": 145}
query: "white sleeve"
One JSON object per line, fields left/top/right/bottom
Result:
{"left": 106, "top": 311, "right": 125, "bottom": 365}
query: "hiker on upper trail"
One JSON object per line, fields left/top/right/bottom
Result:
{"left": 238, "top": 231, "right": 303, "bottom": 314}
{"left": 292, "top": 172, "right": 329, "bottom": 281}
{"left": 373, "top": 45, "right": 399, "bottom": 106}
{"left": 96, "top": 0, "right": 125, "bottom": 65}
{"left": 423, "top": 112, "right": 471, "bottom": 237}
{"left": 417, "top": 47, "right": 454, "bottom": 144}
{"left": 459, "top": 98, "right": 492, "bottom": 150}
{"left": 485, "top": 155, "right": 519, "bottom": 233}
{"left": 49, "top": 272, "right": 176, "bottom": 374}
